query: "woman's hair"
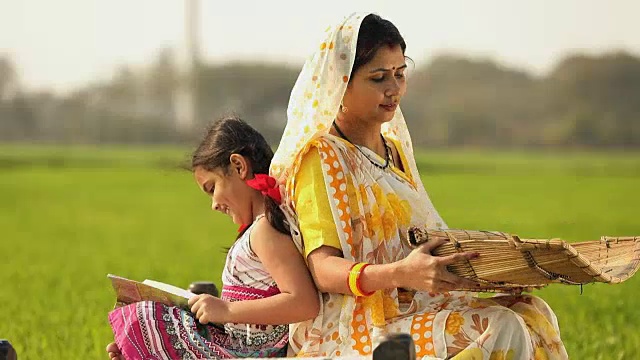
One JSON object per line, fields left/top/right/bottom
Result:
{"left": 350, "top": 14, "right": 408, "bottom": 80}
{"left": 191, "top": 115, "right": 289, "bottom": 236}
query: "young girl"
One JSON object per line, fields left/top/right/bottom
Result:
{"left": 106, "top": 116, "right": 320, "bottom": 359}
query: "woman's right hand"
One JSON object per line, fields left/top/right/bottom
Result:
{"left": 396, "top": 238, "right": 480, "bottom": 292}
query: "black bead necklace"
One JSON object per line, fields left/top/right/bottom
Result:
{"left": 332, "top": 121, "right": 392, "bottom": 170}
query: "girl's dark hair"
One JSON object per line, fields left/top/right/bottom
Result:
{"left": 191, "top": 115, "right": 289, "bottom": 236}
{"left": 350, "top": 14, "right": 408, "bottom": 80}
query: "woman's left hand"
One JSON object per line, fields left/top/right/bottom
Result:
{"left": 396, "top": 238, "right": 480, "bottom": 292}
{"left": 188, "top": 294, "right": 230, "bottom": 324}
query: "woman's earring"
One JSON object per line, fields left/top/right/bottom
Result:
{"left": 340, "top": 101, "right": 348, "bottom": 113}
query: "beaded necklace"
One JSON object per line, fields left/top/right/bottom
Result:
{"left": 332, "top": 121, "right": 393, "bottom": 170}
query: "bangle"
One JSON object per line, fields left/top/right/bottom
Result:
{"left": 356, "top": 263, "right": 374, "bottom": 296}
{"left": 348, "top": 262, "right": 374, "bottom": 297}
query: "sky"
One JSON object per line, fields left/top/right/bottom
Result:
{"left": 1, "top": 0, "right": 639, "bottom": 93}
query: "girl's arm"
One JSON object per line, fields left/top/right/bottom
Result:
{"left": 191, "top": 217, "right": 320, "bottom": 325}
{"left": 306, "top": 241, "right": 480, "bottom": 295}
{"left": 226, "top": 218, "right": 320, "bottom": 324}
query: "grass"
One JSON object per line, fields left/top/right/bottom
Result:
{"left": 0, "top": 145, "right": 638, "bottom": 359}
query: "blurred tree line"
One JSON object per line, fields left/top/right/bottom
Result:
{"left": 1, "top": 49, "right": 638, "bottom": 148}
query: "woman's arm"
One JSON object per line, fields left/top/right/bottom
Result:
{"left": 307, "top": 240, "right": 480, "bottom": 295}
{"left": 290, "top": 144, "right": 478, "bottom": 296}
{"left": 190, "top": 218, "right": 320, "bottom": 325}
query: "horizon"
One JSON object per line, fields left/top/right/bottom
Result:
{"left": 2, "top": 0, "right": 640, "bottom": 94}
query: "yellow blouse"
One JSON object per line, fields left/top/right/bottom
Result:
{"left": 294, "top": 149, "right": 342, "bottom": 257}
{"left": 293, "top": 137, "right": 410, "bottom": 258}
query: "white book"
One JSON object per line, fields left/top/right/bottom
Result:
{"left": 141, "top": 279, "right": 196, "bottom": 299}
{"left": 107, "top": 274, "right": 196, "bottom": 310}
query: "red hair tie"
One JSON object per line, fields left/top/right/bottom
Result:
{"left": 237, "top": 223, "right": 250, "bottom": 234}
{"left": 245, "top": 174, "right": 282, "bottom": 205}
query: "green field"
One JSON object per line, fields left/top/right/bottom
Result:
{"left": 1, "top": 145, "right": 639, "bottom": 359}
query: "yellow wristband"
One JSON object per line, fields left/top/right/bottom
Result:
{"left": 348, "top": 262, "right": 373, "bottom": 297}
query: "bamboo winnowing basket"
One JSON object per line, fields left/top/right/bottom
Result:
{"left": 407, "top": 228, "right": 640, "bottom": 292}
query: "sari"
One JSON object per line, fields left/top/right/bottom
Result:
{"left": 271, "top": 12, "right": 568, "bottom": 360}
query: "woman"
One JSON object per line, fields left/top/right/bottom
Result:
{"left": 271, "top": 13, "right": 568, "bottom": 359}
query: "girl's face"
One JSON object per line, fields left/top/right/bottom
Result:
{"left": 341, "top": 44, "right": 407, "bottom": 126}
{"left": 193, "top": 161, "right": 261, "bottom": 227}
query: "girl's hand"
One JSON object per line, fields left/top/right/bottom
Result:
{"left": 188, "top": 294, "right": 230, "bottom": 324}
{"left": 397, "top": 238, "right": 480, "bottom": 292}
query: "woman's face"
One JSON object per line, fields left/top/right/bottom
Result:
{"left": 341, "top": 44, "right": 407, "bottom": 125}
